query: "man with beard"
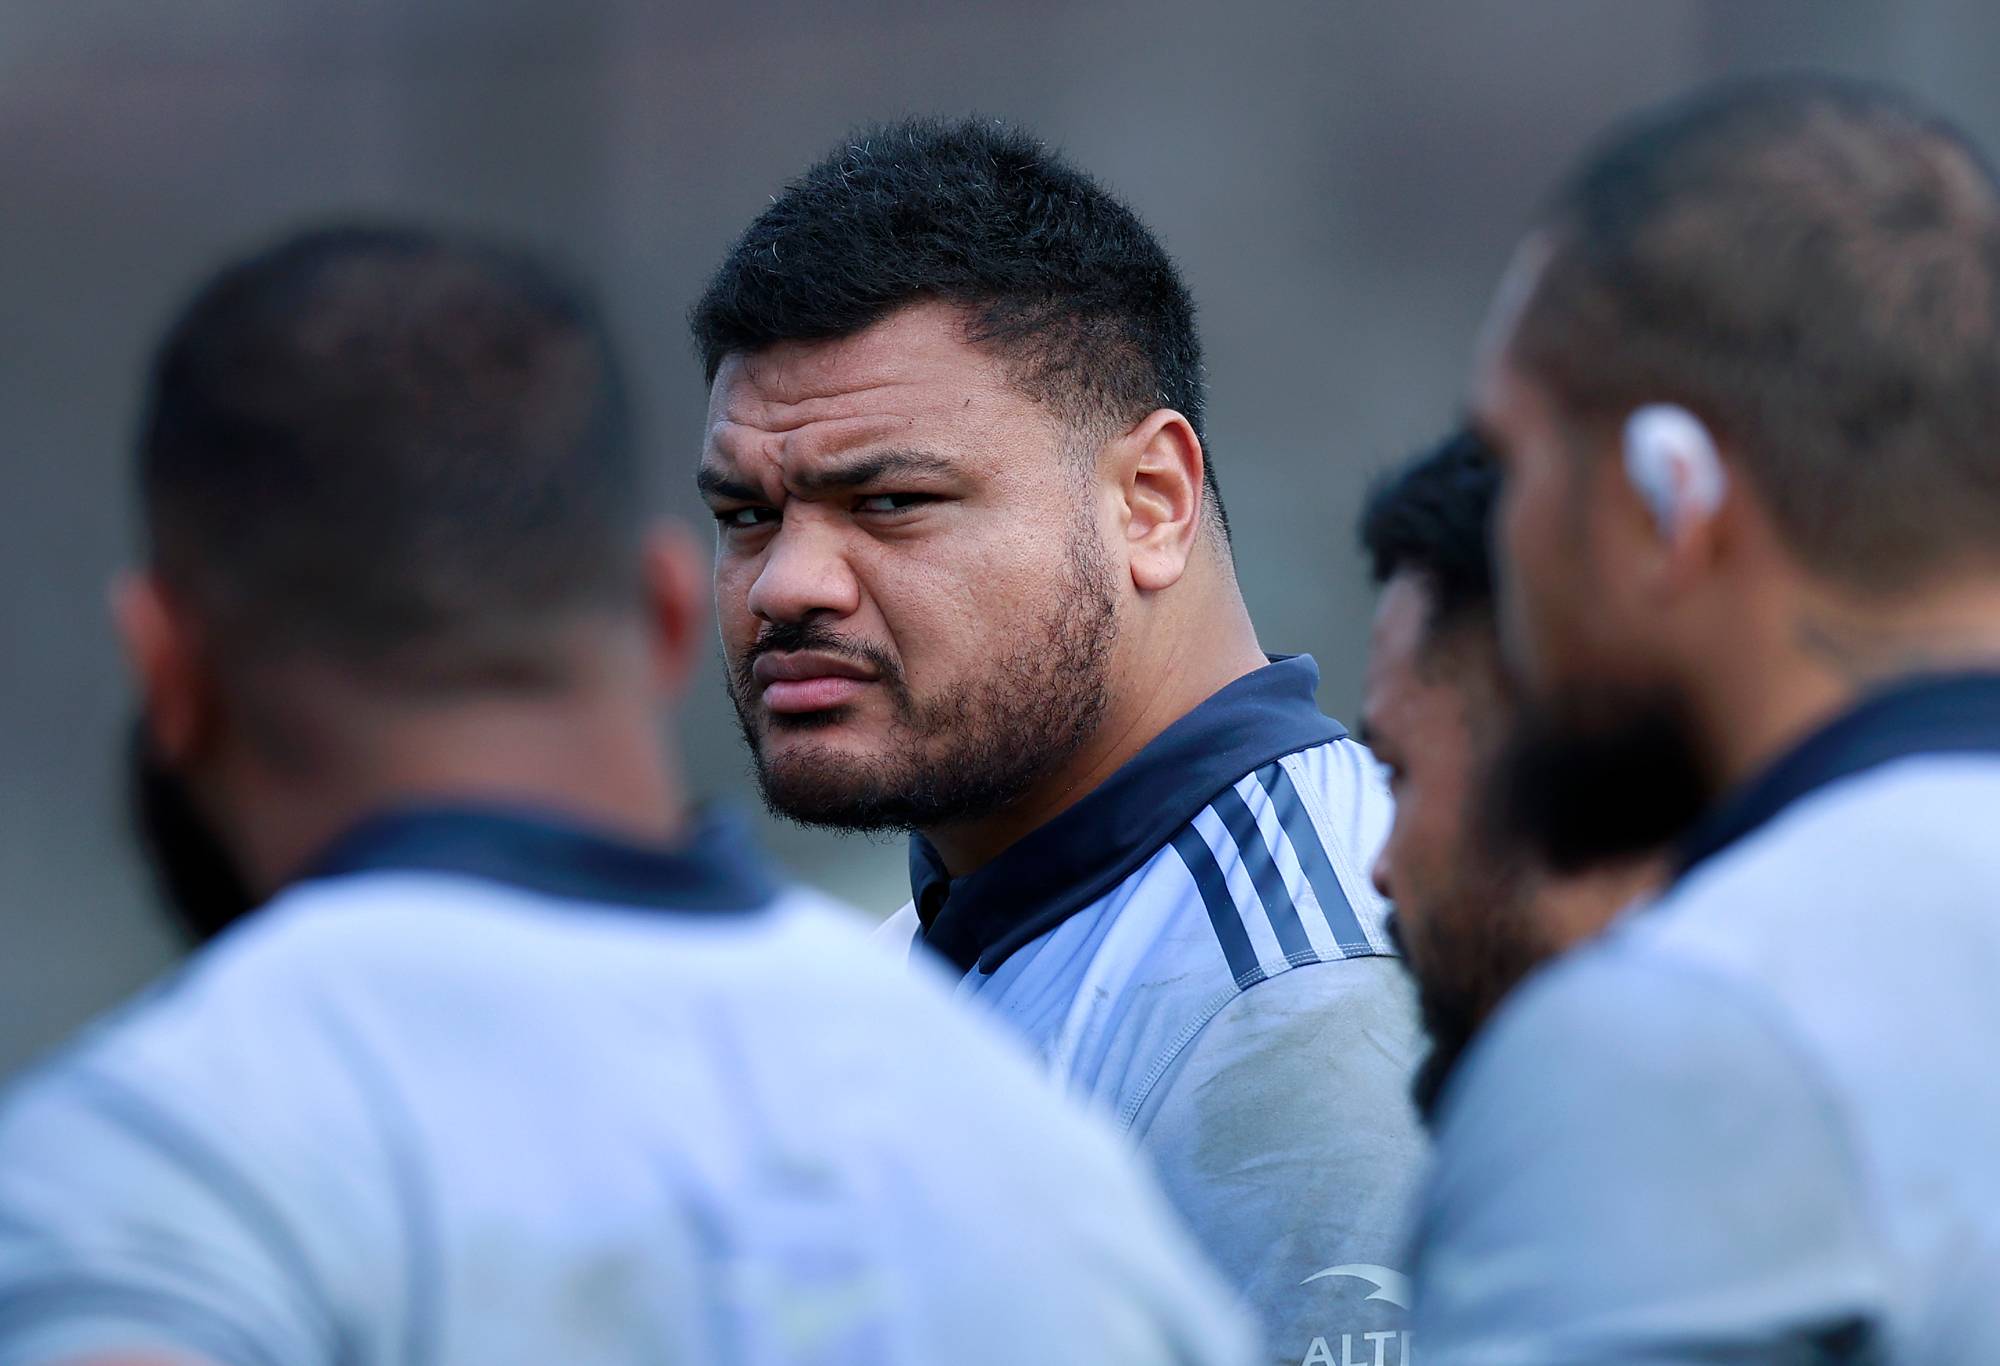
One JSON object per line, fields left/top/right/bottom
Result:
{"left": 694, "top": 117, "right": 1426, "bottom": 1361}
{"left": 1356, "top": 430, "right": 1656, "bottom": 1122}
{"left": 0, "top": 224, "right": 1257, "bottom": 1366}
{"left": 1411, "top": 77, "right": 2000, "bottom": 1361}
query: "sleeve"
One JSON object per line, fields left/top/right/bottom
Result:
{"left": 1410, "top": 950, "right": 1891, "bottom": 1364}
{"left": 0, "top": 1063, "right": 339, "bottom": 1366}
{"left": 1127, "top": 957, "right": 1429, "bottom": 1365}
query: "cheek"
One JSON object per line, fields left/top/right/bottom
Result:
{"left": 1385, "top": 783, "right": 1452, "bottom": 896}
{"left": 870, "top": 515, "right": 1090, "bottom": 675}
{"left": 712, "top": 557, "right": 758, "bottom": 643}
{"left": 1498, "top": 465, "right": 1587, "bottom": 690}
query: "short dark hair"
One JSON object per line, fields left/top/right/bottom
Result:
{"left": 1514, "top": 75, "right": 2000, "bottom": 590}
{"left": 1360, "top": 428, "right": 1499, "bottom": 638}
{"left": 689, "top": 116, "right": 1223, "bottom": 534}
{"left": 141, "top": 223, "right": 637, "bottom": 689}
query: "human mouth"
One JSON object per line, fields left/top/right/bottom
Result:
{"left": 751, "top": 650, "right": 881, "bottom": 715}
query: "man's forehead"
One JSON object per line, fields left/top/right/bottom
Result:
{"left": 704, "top": 304, "right": 1015, "bottom": 466}
{"left": 1476, "top": 233, "right": 1553, "bottom": 371}
{"left": 1362, "top": 575, "right": 1435, "bottom": 730}
{"left": 1367, "top": 573, "right": 1503, "bottom": 716}
{"left": 713, "top": 304, "right": 997, "bottom": 408}
{"left": 1468, "top": 233, "right": 1556, "bottom": 445}
{"left": 1371, "top": 573, "right": 1438, "bottom": 662}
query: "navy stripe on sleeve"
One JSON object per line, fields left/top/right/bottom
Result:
{"left": 1169, "top": 825, "right": 1263, "bottom": 986}
{"left": 1255, "top": 762, "right": 1373, "bottom": 956}
{"left": 1209, "top": 785, "right": 1319, "bottom": 965}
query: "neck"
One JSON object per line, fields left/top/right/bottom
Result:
{"left": 924, "top": 577, "right": 1268, "bottom": 874}
{"left": 1699, "top": 574, "right": 2000, "bottom": 793}
{"left": 215, "top": 684, "right": 686, "bottom": 898}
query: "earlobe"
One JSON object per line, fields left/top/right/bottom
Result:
{"left": 1122, "top": 410, "right": 1205, "bottom": 593}
{"left": 110, "top": 571, "right": 210, "bottom": 761}
{"left": 642, "top": 521, "right": 709, "bottom": 695}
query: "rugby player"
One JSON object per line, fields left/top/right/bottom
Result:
{"left": 1411, "top": 77, "right": 2000, "bottom": 1359}
{"left": 0, "top": 225, "right": 1256, "bottom": 1365}
{"left": 1356, "top": 430, "right": 1656, "bottom": 1121}
{"left": 694, "top": 117, "right": 1426, "bottom": 1361}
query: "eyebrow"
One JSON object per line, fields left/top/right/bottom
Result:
{"left": 696, "top": 448, "right": 960, "bottom": 503}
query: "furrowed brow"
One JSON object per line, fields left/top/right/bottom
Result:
{"left": 788, "top": 448, "right": 958, "bottom": 496}
{"left": 696, "top": 465, "right": 765, "bottom": 503}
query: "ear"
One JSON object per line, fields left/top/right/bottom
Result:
{"left": 640, "top": 520, "right": 709, "bottom": 697}
{"left": 1618, "top": 403, "right": 1731, "bottom": 595}
{"left": 1113, "top": 409, "right": 1206, "bottom": 593}
{"left": 109, "top": 570, "right": 216, "bottom": 763}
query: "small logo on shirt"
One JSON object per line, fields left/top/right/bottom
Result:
{"left": 1299, "top": 1264, "right": 1412, "bottom": 1309}
{"left": 1297, "top": 1266, "right": 1414, "bottom": 1365}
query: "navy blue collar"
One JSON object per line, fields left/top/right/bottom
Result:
{"left": 1676, "top": 672, "right": 2000, "bottom": 878}
{"left": 305, "top": 803, "right": 780, "bottom": 913}
{"left": 910, "top": 654, "right": 1347, "bottom": 975}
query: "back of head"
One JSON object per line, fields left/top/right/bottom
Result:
{"left": 142, "top": 224, "right": 638, "bottom": 693}
{"left": 1514, "top": 75, "right": 2000, "bottom": 592}
{"left": 689, "top": 115, "right": 1224, "bottom": 533}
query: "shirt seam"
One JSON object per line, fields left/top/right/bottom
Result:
{"left": 1115, "top": 957, "right": 1346, "bottom": 1134}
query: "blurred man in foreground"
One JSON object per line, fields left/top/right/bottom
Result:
{"left": 1356, "top": 430, "right": 1656, "bottom": 1121}
{"left": 693, "top": 117, "right": 1424, "bottom": 1361}
{"left": 1412, "top": 77, "right": 2000, "bottom": 1360}
{"left": 0, "top": 225, "right": 1255, "bottom": 1366}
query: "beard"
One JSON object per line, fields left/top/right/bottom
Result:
{"left": 1391, "top": 675, "right": 1701, "bottom": 1124}
{"left": 127, "top": 717, "right": 259, "bottom": 947}
{"left": 727, "top": 531, "right": 1119, "bottom": 834}
{"left": 1490, "top": 680, "right": 1713, "bottom": 875}
{"left": 1389, "top": 824, "right": 1544, "bottom": 1125}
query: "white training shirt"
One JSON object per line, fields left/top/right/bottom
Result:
{"left": 1412, "top": 672, "right": 2000, "bottom": 1362}
{"left": 0, "top": 805, "right": 1255, "bottom": 1366}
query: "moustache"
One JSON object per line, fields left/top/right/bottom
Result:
{"left": 732, "top": 621, "right": 902, "bottom": 695}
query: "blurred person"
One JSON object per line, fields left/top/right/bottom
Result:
{"left": 1356, "top": 430, "right": 1657, "bottom": 1123}
{"left": 692, "top": 117, "right": 1425, "bottom": 1363}
{"left": 0, "top": 225, "right": 1258, "bottom": 1366}
{"left": 1410, "top": 77, "right": 2000, "bottom": 1361}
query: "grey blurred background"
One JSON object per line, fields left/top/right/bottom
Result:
{"left": 6, "top": 0, "right": 1997, "bottom": 1077}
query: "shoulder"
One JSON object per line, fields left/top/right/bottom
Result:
{"left": 870, "top": 901, "right": 923, "bottom": 956}
{"left": 1123, "top": 960, "right": 1427, "bottom": 1358}
{"left": 1414, "top": 938, "right": 1887, "bottom": 1356}
{"left": 1127, "top": 955, "right": 1424, "bottom": 1138}
{"left": 1013, "top": 736, "right": 1405, "bottom": 1119}
{"left": 1156, "top": 738, "right": 1396, "bottom": 994}
{"left": 1644, "top": 754, "right": 2000, "bottom": 970}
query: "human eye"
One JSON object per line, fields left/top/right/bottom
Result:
{"left": 714, "top": 505, "right": 779, "bottom": 531}
{"left": 855, "top": 492, "right": 939, "bottom": 516}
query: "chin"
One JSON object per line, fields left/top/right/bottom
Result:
{"left": 757, "top": 713, "right": 902, "bottom": 761}
{"left": 751, "top": 754, "right": 919, "bottom": 834}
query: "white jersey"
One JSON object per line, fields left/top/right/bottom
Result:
{"left": 1412, "top": 673, "right": 2000, "bottom": 1362}
{"left": 879, "top": 656, "right": 1428, "bottom": 1365}
{"left": 0, "top": 805, "right": 1254, "bottom": 1366}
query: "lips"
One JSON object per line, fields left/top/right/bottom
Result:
{"left": 751, "top": 650, "right": 880, "bottom": 715}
